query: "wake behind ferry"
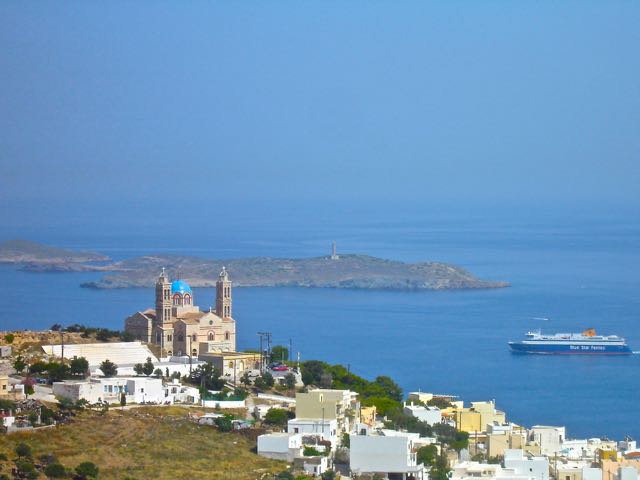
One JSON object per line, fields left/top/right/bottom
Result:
{"left": 509, "top": 328, "right": 632, "bottom": 355}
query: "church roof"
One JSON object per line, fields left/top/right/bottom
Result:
{"left": 171, "top": 279, "right": 192, "bottom": 295}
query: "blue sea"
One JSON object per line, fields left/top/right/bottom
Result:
{"left": 1, "top": 208, "right": 638, "bottom": 439}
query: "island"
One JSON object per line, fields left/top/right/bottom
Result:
{"left": 0, "top": 239, "right": 509, "bottom": 291}
{"left": 0, "top": 239, "right": 110, "bottom": 266}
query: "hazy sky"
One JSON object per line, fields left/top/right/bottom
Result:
{"left": 1, "top": 1, "right": 639, "bottom": 228}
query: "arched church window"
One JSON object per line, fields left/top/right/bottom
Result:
{"left": 184, "top": 294, "right": 191, "bottom": 305}
{"left": 192, "top": 349, "right": 197, "bottom": 356}
{"left": 192, "top": 334, "right": 197, "bottom": 342}
{"left": 225, "top": 332, "right": 230, "bottom": 341}
{"left": 208, "top": 332, "right": 214, "bottom": 341}
{"left": 167, "top": 350, "right": 172, "bottom": 356}
{"left": 173, "top": 294, "right": 181, "bottom": 306}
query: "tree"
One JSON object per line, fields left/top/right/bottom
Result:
{"left": 3, "top": 333, "right": 14, "bottom": 344}
{"left": 75, "top": 461, "right": 99, "bottom": 479}
{"left": 69, "top": 357, "right": 89, "bottom": 378}
{"left": 214, "top": 416, "right": 233, "bottom": 432}
{"left": 28, "top": 361, "right": 49, "bottom": 374}
{"left": 119, "top": 331, "right": 135, "bottom": 342}
{"left": 362, "top": 396, "right": 401, "bottom": 416}
{"left": 44, "top": 463, "right": 67, "bottom": 478}
{"left": 341, "top": 432, "right": 350, "bottom": 448}
{"left": 283, "top": 373, "right": 296, "bottom": 390}
{"left": 253, "top": 376, "right": 267, "bottom": 390}
{"left": 271, "top": 345, "right": 289, "bottom": 363}
{"left": 417, "top": 445, "right": 438, "bottom": 466}
{"left": 263, "top": 408, "right": 290, "bottom": 428}
{"left": 15, "top": 443, "right": 32, "bottom": 458}
{"left": 142, "top": 357, "right": 154, "bottom": 376}
{"left": 240, "top": 372, "right": 252, "bottom": 387}
{"left": 22, "top": 376, "right": 35, "bottom": 396}
{"left": 189, "top": 362, "right": 225, "bottom": 390}
{"left": 13, "top": 355, "right": 27, "bottom": 374}
{"left": 153, "top": 368, "right": 163, "bottom": 378}
{"left": 133, "top": 363, "right": 144, "bottom": 376}
{"left": 48, "top": 363, "right": 70, "bottom": 382}
{"left": 262, "top": 371, "right": 275, "bottom": 388}
{"left": 301, "top": 360, "right": 328, "bottom": 386}
{"left": 99, "top": 359, "right": 117, "bottom": 377}
{"left": 14, "top": 459, "right": 38, "bottom": 480}
{"left": 321, "top": 471, "right": 336, "bottom": 480}
{"left": 96, "top": 329, "right": 111, "bottom": 342}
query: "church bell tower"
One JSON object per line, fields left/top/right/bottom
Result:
{"left": 155, "top": 268, "right": 172, "bottom": 325}
{"left": 216, "top": 267, "right": 232, "bottom": 319}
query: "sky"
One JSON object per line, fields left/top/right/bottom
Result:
{"left": 1, "top": 1, "right": 639, "bottom": 231}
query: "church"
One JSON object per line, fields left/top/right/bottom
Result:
{"left": 125, "top": 267, "right": 236, "bottom": 357}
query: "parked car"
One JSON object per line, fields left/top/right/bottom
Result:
{"left": 270, "top": 364, "right": 289, "bottom": 372}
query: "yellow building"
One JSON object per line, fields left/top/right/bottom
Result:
{"left": 360, "top": 406, "right": 377, "bottom": 427}
{"left": 455, "top": 401, "right": 506, "bottom": 433}
{"left": 0, "top": 375, "right": 8, "bottom": 397}
{"left": 199, "top": 351, "right": 261, "bottom": 383}
{"left": 296, "top": 389, "right": 360, "bottom": 435}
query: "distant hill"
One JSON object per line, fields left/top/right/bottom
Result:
{"left": 0, "top": 239, "right": 110, "bottom": 264}
{"left": 81, "top": 253, "right": 509, "bottom": 291}
{"left": 0, "top": 239, "right": 509, "bottom": 291}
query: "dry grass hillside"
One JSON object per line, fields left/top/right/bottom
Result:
{"left": 0, "top": 407, "right": 286, "bottom": 479}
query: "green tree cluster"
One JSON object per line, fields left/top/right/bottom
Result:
{"left": 99, "top": 359, "right": 117, "bottom": 377}
{"left": 263, "top": 408, "right": 292, "bottom": 427}
{"left": 189, "top": 362, "right": 225, "bottom": 390}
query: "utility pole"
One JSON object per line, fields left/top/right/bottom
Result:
{"left": 258, "top": 332, "right": 272, "bottom": 372}
{"left": 60, "top": 329, "right": 65, "bottom": 366}
{"left": 289, "top": 338, "right": 292, "bottom": 363}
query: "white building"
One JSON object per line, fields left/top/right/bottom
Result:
{"left": 450, "top": 461, "right": 535, "bottom": 480}
{"left": 287, "top": 418, "right": 338, "bottom": 446}
{"left": 503, "top": 449, "right": 549, "bottom": 480}
{"left": 528, "top": 426, "right": 565, "bottom": 456}
{"left": 53, "top": 377, "right": 164, "bottom": 405}
{"left": 403, "top": 403, "right": 442, "bottom": 426}
{"left": 582, "top": 467, "right": 603, "bottom": 480}
{"left": 619, "top": 468, "right": 639, "bottom": 480}
{"left": 257, "top": 432, "right": 303, "bottom": 462}
{"left": 350, "top": 431, "right": 425, "bottom": 480}
{"left": 163, "top": 379, "right": 200, "bottom": 404}
{"left": 293, "top": 455, "right": 331, "bottom": 477}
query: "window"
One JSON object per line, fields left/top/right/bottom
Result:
{"left": 208, "top": 332, "right": 214, "bottom": 341}
{"left": 192, "top": 334, "right": 197, "bottom": 342}
{"left": 294, "top": 428, "right": 299, "bottom": 433}
{"left": 184, "top": 293, "right": 191, "bottom": 305}
{"left": 225, "top": 332, "right": 230, "bottom": 341}
{"left": 192, "top": 349, "right": 197, "bottom": 356}
{"left": 167, "top": 335, "right": 172, "bottom": 341}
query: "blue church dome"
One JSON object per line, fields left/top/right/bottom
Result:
{"left": 171, "top": 280, "right": 192, "bottom": 295}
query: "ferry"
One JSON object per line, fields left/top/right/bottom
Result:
{"left": 509, "top": 328, "right": 632, "bottom": 355}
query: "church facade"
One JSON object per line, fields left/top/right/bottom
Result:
{"left": 125, "top": 267, "right": 236, "bottom": 357}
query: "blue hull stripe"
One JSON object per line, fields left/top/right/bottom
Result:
{"left": 509, "top": 342, "right": 632, "bottom": 355}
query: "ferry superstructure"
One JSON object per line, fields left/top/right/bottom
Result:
{"left": 509, "top": 328, "right": 632, "bottom": 355}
